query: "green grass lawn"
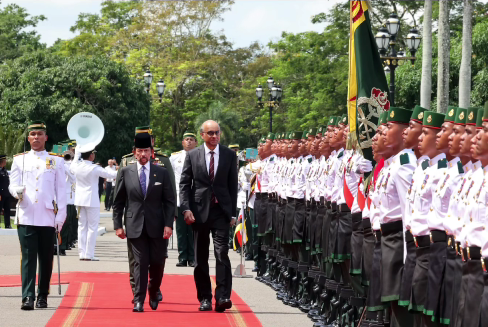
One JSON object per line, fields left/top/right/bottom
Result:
{"left": 0, "top": 218, "right": 16, "bottom": 229}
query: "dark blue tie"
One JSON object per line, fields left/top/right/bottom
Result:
{"left": 140, "top": 166, "right": 146, "bottom": 197}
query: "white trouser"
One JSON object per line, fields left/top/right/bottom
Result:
{"left": 77, "top": 206, "right": 100, "bottom": 259}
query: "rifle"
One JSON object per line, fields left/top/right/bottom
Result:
{"left": 53, "top": 200, "right": 61, "bottom": 295}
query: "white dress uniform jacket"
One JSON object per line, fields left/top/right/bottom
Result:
{"left": 65, "top": 160, "right": 76, "bottom": 205}
{"left": 70, "top": 152, "right": 118, "bottom": 208}
{"left": 9, "top": 150, "right": 67, "bottom": 227}
{"left": 169, "top": 150, "right": 186, "bottom": 207}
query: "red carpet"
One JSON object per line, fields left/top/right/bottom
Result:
{"left": 0, "top": 272, "right": 261, "bottom": 327}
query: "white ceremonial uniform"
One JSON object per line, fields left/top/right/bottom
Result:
{"left": 169, "top": 150, "right": 186, "bottom": 207}
{"left": 410, "top": 153, "right": 446, "bottom": 237}
{"left": 404, "top": 155, "right": 429, "bottom": 232}
{"left": 347, "top": 151, "right": 364, "bottom": 214}
{"left": 370, "top": 167, "right": 387, "bottom": 231}
{"left": 446, "top": 161, "right": 473, "bottom": 241}
{"left": 378, "top": 149, "right": 416, "bottom": 225}
{"left": 9, "top": 150, "right": 67, "bottom": 227}
{"left": 290, "top": 156, "right": 307, "bottom": 200}
{"left": 463, "top": 165, "right": 488, "bottom": 249}
{"left": 431, "top": 157, "right": 463, "bottom": 233}
{"left": 335, "top": 149, "right": 353, "bottom": 207}
{"left": 70, "top": 151, "right": 118, "bottom": 260}
{"left": 65, "top": 160, "right": 76, "bottom": 205}
{"left": 325, "top": 150, "right": 339, "bottom": 203}
{"left": 330, "top": 149, "right": 345, "bottom": 204}
{"left": 237, "top": 166, "right": 249, "bottom": 209}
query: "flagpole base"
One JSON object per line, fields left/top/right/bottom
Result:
{"left": 233, "top": 264, "right": 253, "bottom": 278}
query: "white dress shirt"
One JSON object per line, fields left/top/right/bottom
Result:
{"left": 204, "top": 143, "right": 219, "bottom": 176}
{"left": 136, "top": 161, "right": 150, "bottom": 192}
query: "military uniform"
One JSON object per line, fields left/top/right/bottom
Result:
{"left": 170, "top": 146, "right": 194, "bottom": 266}
{"left": 9, "top": 121, "right": 67, "bottom": 309}
{"left": 0, "top": 154, "right": 11, "bottom": 228}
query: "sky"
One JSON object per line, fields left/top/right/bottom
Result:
{"left": 2, "top": 0, "right": 341, "bottom": 48}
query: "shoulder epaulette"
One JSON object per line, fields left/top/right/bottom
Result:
{"left": 308, "top": 158, "right": 312, "bottom": 163}
{"left": 399, "top": 153, "right": 410, "bottom": 165}
{"left": 337, "top": 152, "right": 343, "bottom": 159}
{"left": 457, "top": 161, "right": 464, "bottom": 174}
{"left": 122, "top": 153, "right": 132, "bottom": 159}
{"left": 421, "top": 160, "right": 430, "bottom": 171}
{"left": 437, "top": 158, "right": 447, "bottom": 169}
{"left": 270, "top": 157, "right": 274, "bottom": 162}
{"left": 14, "top": 152, "right": 27, "bottom": 157}
{"left": 171, "top": 150, "right": 182, "bottom": 156}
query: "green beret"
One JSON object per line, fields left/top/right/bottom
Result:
{"left": 266, "top": 132, "right": 275, "bottom": 140}
{"left": 289, "top": 131, "right": 301, "bottom": 140}
{"left": 339, "top": 114, "right": 348, "bottom": 125}
{"left": 445, "top": 106, "right": 457, "bottom": 123}
{"left": 454, "top": 107, "right": 467, "bottom": 125}
{"left": 308, "top": 127, "right": 317, "bottom": 136}
{"left": 135, "top": 126, "right": 152, "bottom": 135}
{"left": 229, "top": 144, "right": 240, "bottom": 149}
{"left": 411, "top": 105, "right": 427, "bottom": 123}
{"left": 301, "top": 131, "right": 308, "bottom": 139}
{"left": 387, "top": 107, "right": 411, "bottom": 124}
{"left": 183, "top": 131, "right": 197, "bottom": 139}
{"left": 28, "top": 120, "right": 46, "bottom": 131}
{"left": 317, "top": 126, "right": 326, "bottom": 135}
{"left": 477, "top": 108, "right": 484, "bottom": 128}
{"left": 423, "top": 111, "right": 445, "bottom": 129}
{"left": 379, "top": 112, "right": 388, "bottom": 126}
{"left": 327, "top": 116, "right": 337, "bottom": 127}
{"left": 466, "top": 107, "right": 478, "bottom": 126}
{"left": 484, "top": 101, "right": 488, "bottom": 122}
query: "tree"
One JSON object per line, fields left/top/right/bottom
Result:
{"left": 0, "top": 2, "right": 46, "bottom": 63}
{"left": 0, "top": 51, "right": 150, "bottom": 163}
{"left": 420, "top": 0, "right": 433, "bottom": 109}
{"left": 458, "top": 0, "right": 473, "bottom": 108}
{"left": 437, "top": 0, "right": 450, "bottom": 113}
{"left": 0, "top": 126, "right": 25, "bottom": 169}
{"left": 194, "top": 101, "right": 239, "bottom": 146}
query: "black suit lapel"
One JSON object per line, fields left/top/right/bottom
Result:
{"left": 199, "top": 145, "right": 210, "bottom": 181}
{"left": 146, "top": 164, "right": 157, "bottom": 196}
{"left": 130, "top": 164, "right": 144, "bottom": 199}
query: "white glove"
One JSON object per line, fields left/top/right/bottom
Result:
{"left": 14, "top": 186, "right": 25, "bottom": 200}
{"left": 55, "top": 221, "right": 64, "bottom": 232}
{"left": 356, "top": 158, "right": 373, "bottom": 173}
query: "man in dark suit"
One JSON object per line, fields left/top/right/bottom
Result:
{"left": 0, "top": 155, "right": 11, "bottom": 228}
{"left": 113, "top": 133, "right": 175, "bottom": 312}
{"left": 180, "top": 120, "right": 238, "bottom": 313}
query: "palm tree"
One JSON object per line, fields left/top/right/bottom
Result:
{"left": 459, "top": 0, "right": 473, "bottom": 109}
{"left": 437, "top": 0, "right": 450, "bottom": 113}
{"left": 420, "top": 0, "right": 432, "bottom": 109}
{"left": 194, "top": 101, "right": 239, "bottom": 146}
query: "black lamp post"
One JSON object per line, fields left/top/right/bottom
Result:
{"left": 256, "top": 77, "right": 283, "bottom": 132}
{"left": 143, "top": 69, "right": 153, "bottom": 94}
{"left": 375, "top": 13, "right": 421, "bottom": 106}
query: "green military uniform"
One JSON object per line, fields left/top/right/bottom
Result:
{"left": 120, "top": 126, "right": 177, "bottom": 299}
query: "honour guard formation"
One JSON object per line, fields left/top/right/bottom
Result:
{"left": 242, "top": 103, "right": 488, "bottom": 327}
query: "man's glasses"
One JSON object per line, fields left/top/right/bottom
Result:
{"left": 204, "top": 131, "right": 220, "bottom": 137}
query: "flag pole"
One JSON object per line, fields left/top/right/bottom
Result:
{"left": 233, "top": 191, "right": 252, "bottom": 278}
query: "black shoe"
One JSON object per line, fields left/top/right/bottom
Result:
{"left": 21, "top": 297, "right": 34, "bottom": 310}
{"left": 236, "top": 248, "right": 241, "bottom": 254}
{"left": 245, "top": 254, "right": 253, "bottom": 261}
{"left": 199, "top": 299, "right": 212, "bottom": 311}
{"left": 149, "top": 298, "right": 158, "bottom": 311}
{"left": 5, "top": 226, "right": 12, "bottom": 229}
{"left": 157, "top": 290, "right": 163, "bottom": 302}
{"left": 133, "top": 302, "right": 144, "bottom": 312}
{"left": 59, "top": 249, "right": 66, "bottom": 256}
{"left": 176, "top": 261, "right": 187, "bottom": 267}
{"left": 188, "top": 261, "right": 195, "bottom": 267}
{"left": 35, "top": 295, "right": 48, "bottom": 309}
{"left": 215, "top": 298, "right": 232, "bottom": 312}
{"left": 252, "top": 266, "right": 259, "bottom": 272}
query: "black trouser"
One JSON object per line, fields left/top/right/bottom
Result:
{"left": 104, "top": 182, "right": 113, "bottom": 210}
{"left": 176, "top": 207, "right": 194, "bottom": 262}
{"left": 0, "top": 195, "right": 11, "bottom": 227}
{"left": 129, "top": 226, "right": 168, "bottom": 304}
{"left": 193, "top": 205, "right": 232, "bottom": 302}
{"left": 18, "top": 225, "right": 55, "bottom": 300}
{"left": 245, "top": 208, "right": 253, "bottom": 254}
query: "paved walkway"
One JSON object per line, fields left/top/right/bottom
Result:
{"left": 0, "top": 210, "right": 310, "bottom": 326}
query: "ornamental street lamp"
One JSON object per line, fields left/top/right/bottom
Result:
{"left": 143, "top": 69, "right": 153, "bottom": 93}
{"left": 256, "top": 77, "right": 284, "bottom": 132}
{"left": 156, "top": 79, "right": 165, "bottom": 102}
{"left": 375, "top": 13, "right": 421, "bottom": 106}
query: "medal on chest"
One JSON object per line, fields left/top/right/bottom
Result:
{"left": 382, "top": 172, "right": 391, "bottom": 189}
{"left": 46, "top": 157, "right": 55, "bottom": 170}
{"left": 438, "top": 174, "right": 450, "bottom": 192}
{"left": 421, "top": 174, "right": 429, "bottom": 190}
{"left": 463, "top": 180, "right": 475, "bottom": 200}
